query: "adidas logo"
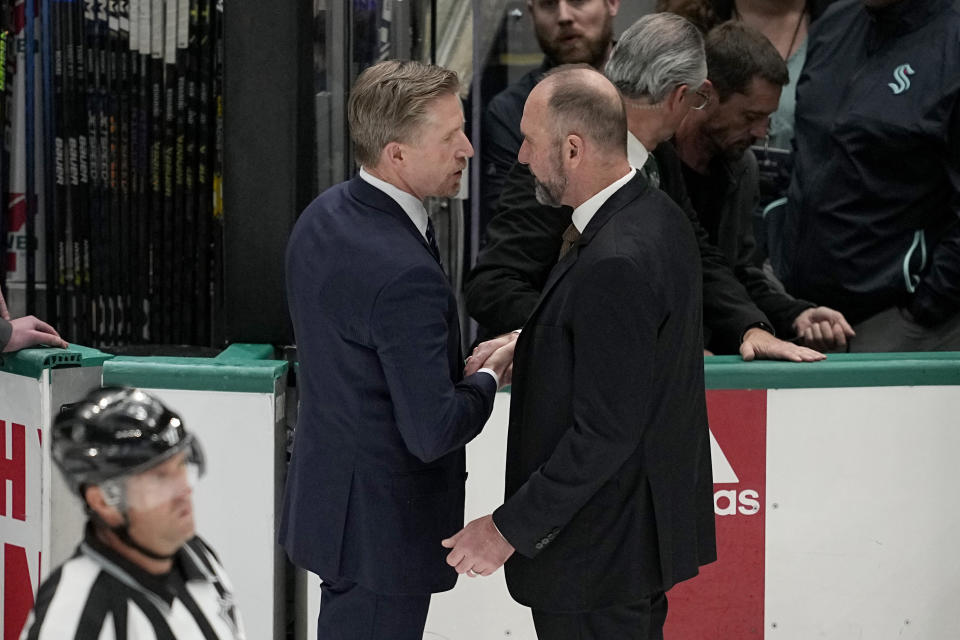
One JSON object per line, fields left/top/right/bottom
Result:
{"left": 711, "top": 429, "right": 761, "bottom": 516}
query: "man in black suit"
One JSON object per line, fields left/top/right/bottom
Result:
{"left": 444, "top": 66, "right": 715, "bottom": 639}
{"left": 281, "top": 60, "right": 516, "bottom": 640}
{"left": 467, "top": 13, "right": 827, "bottom": 359}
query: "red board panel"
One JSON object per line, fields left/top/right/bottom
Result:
{"left": 664, "top": 389, "right": 767, "bottom": 639}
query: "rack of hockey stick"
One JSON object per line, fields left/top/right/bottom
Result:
{"left": 2, "top": 0, "right": 223, "bottom": 346}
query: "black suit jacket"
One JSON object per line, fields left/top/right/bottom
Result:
{"left": 0, "top": 318, "right": 10, "bottom": 351}
{"left": 492, "top": 174, "right": 716, "bottom": 612}
{"left": 464, "top": 142, "right": 769, "bottom": 352}
{"left": 280, "top": 176, "right": 498, "bottom": 596}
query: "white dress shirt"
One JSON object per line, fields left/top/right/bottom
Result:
{"left": 626, "top": 131, "right": 650, "bottom": 172}
{"left": 358, "top": 167, "right": 501, "bottom": 388}
{"left": 570, "top": 168, "right": 638, "bottom": 234}
{"left": 359, "top": 167, "right": 429, "bottom": 240}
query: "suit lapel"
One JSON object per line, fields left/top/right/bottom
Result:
{"left": 523, "top": 174, "right": 648, "bottom": 328}
{"left": 347, "top": 176, "right": 437, "bottom": 262}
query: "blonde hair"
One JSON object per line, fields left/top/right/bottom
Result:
{"left": 347, "top": 60, "right": 460, "bottom": 168}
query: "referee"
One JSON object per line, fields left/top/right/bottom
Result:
{"left": 21, "top": 387, "right": 246, "bottom": 639}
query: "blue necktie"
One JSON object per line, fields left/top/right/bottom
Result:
{"left": 426, "top": 218, "right": 444, "bottom": 271}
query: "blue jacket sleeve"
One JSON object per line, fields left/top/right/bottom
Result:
{"left": 371, "top": 263, "right": 498, "bottom": 463}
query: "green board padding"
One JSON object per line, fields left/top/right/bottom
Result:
{"left": 704, "top": 352, "right": 960, "bottom": 389}
{"left": 103, "top": 356, "right": 288, "bottom": 393}
{"left": 216, "top": 343, "right": 277, "bottom": 361}
{"left": 0, "top": 345, "right": 113, "bottom": 379}
{"left": 495, "top": 353, "right": 960, "bottom": 393}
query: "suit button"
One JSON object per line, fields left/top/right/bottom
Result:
{"left": 535, "top": 542, "right": 543, "bottom": 550}
{"left": 541, "top": 537, "right": 550, "bottom": 545}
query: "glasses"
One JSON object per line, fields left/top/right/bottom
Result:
{"left": 624, "top": 88, "right": 711, "bottom": 111}
{"left": 689, "top": 89, "right": 710, "bottom": 111}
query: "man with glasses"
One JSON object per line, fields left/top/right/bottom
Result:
{"left": 467, "top": 13, "right": 830, "bottom": 360}
{"left": 673, "top": 21, "right": 854, "bottom": 350}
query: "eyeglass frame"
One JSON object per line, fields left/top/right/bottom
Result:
{"left": 623, "top": 86, "right": 711, "bottom": 111}
{"left": 689, "top": 89, "right": 710, "bottom": 111}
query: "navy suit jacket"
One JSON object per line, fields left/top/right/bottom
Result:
{"left": 279, "top": 176, "right": 498, "bottom": 595}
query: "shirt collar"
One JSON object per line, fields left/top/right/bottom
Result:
{"left": 81, "top": 523, "right": 209, "bottom": 606}
{"left": 626, "top": 131, "right": 649, "bottom": 171}
{"left": 571, "top": 168, "right": 637, "bottom": 234}
{"left": 359, "top": 167, "right": 429, "bottom": 240}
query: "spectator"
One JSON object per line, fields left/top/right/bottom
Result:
{"left": 466, "top": 13, "right": 825, "bottom": 361}
{"left": 659, "top": 0, "right": 836, "bottom": 148}
{"left": 0, "top": 288, "right": 68, "bottom": 353}
{"left": 659, "top": 0, "right": 837, "bottom": 210}
{"left": 769, "top": 0, "right": 960, "bottom": 351}
{"left": 673, "top": 21, "right": 854, "bottom": 349}
{"left": 480, "top": 0, "right": 621, "bottom": 232}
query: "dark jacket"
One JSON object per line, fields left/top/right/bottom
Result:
{"left": 465, "top": 142, "right": 769, "bottom": 353}
{"left": 0, "top": 318, "right": 10, "bottom": 351}
{"left": 771, "top": 0, "right": 960, "bottom": 326}
{"left": 480, "top": 59, "right": 555, "bottom": 233}
{"left": 684, "top": 151, "right": 814, "bottom": 337}
{"left": 493, "top": 173, "right": 716, "bottom": 612}
{"left": 280, "top": 176, "right": 498, "bottom": 595}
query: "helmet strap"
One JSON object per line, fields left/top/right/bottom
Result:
{"left": 88, "top": 509, "right": 178, "bottom": 561}
{"left": 110, "top": 523, "right": 178, "bottom": 561}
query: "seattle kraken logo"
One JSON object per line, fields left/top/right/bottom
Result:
{"left": 888, "top": 64, "right": 915, "bottom": 94}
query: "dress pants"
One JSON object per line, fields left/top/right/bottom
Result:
{"left": 316, "top": 578, "right": 430, "bottom": 640}
{"left": 531, "top": 592, "right": 668, "bottom": 640}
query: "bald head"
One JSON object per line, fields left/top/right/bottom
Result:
{"left": 519, "top": 66, "right": 629, "bottom": 208}
{"left": 536, "top": 65, "right": 628, "bottom": 158}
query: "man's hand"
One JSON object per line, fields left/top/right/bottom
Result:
{"left": 739, "top": 327, "right": 824, "bottom": 362}
{"left": 3, "top": 316, "right": 69, "bottom": 353}
{"left": 792, "top": 306, "right": 855, "bottom": 352}
{"left": 441, "top": 514, "right": 515, "bottom": 577}
{"left": 465, "top": 331, "right": 519, "bottom": 375}
{"left": 465, "top": 332, "right": 518, "bottom": 387}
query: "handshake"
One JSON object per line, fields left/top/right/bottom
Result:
{"left": 463, "top": 331, "right": 520, "bottom": 389}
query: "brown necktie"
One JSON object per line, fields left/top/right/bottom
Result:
{"left": 558, "top": 224, "right": 581, "bottom": 262}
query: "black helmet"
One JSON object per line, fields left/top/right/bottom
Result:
{"left": 52, "top": 387, "right": 205, "bottom": 493}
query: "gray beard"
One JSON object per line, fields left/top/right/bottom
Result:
{"left": 534, "top": 175, "right": 566, "bottom": 208}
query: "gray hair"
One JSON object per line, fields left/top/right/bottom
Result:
{"left": 604, "top": 13, "right": 707, "bottom": 104}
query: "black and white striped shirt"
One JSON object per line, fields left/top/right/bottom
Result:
{"left": 21, "top": 528, "right": 245, "bottom": 639}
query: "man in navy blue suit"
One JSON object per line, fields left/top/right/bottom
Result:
{"left": 280, "top": 60, "right": 516, "bottom": 639}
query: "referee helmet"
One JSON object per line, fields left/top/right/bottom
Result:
{"left": 52, "top": 387, "right": 206, "bottom": 497}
